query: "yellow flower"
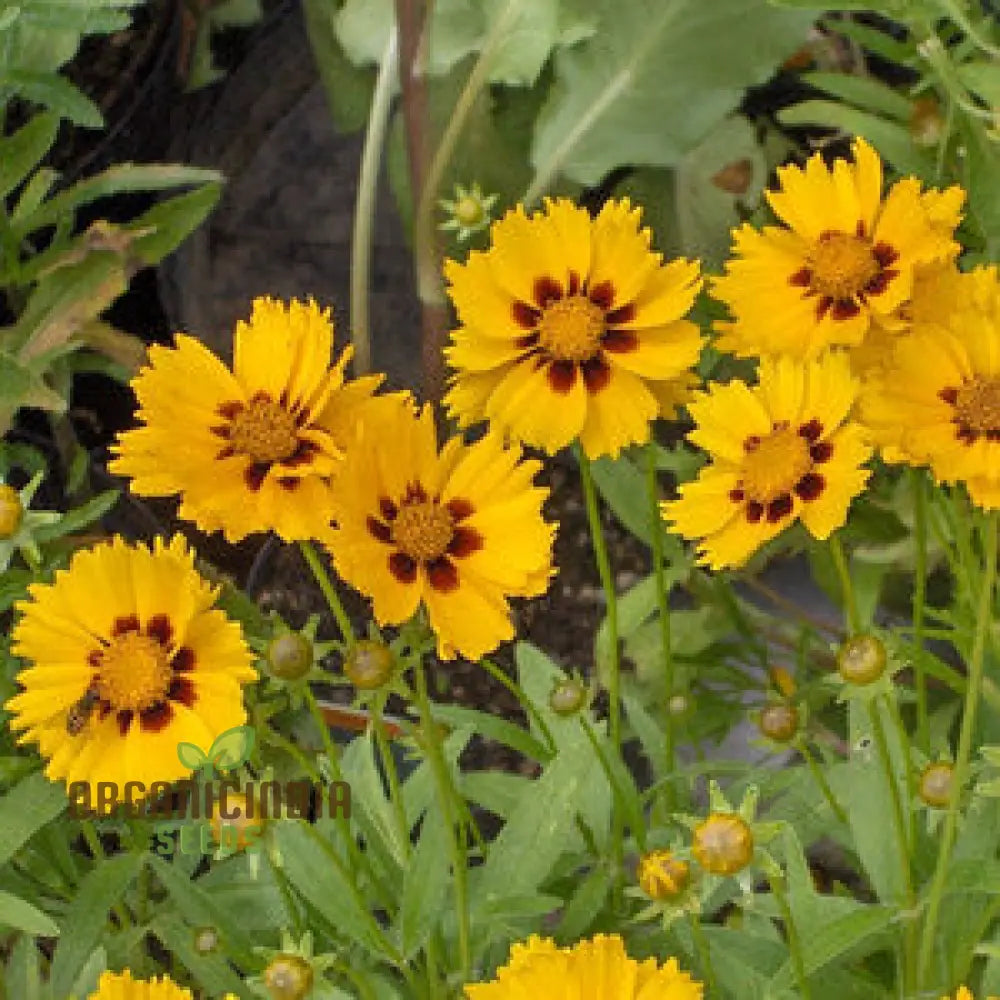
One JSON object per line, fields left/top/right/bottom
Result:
{"left": 5, "top": 536, "right": 255, "bottom": 796}
{"left": 326, "top": 397, "right": 555, "bottom": 660}
{"left": 663, "top": 353, "right": 872, "bottom": 569}
{"left": 111, "top": 297, "right": 388, "bottom": 543}
{"left": 711, "top": 137, "right": 964, "bottom": 360}
{"left": 637, "top": 849, "right": 690, "bottom": 900}
{"left": 465, "top": 933, "right": 702, "bottom": 1000}
{"left": 85, "top": 969, "right": 217, "bottom": 998}
{"left": 942, "top": 989, "right": 1000, "bottom": 1000}
{"left": 444, "top": 197, "right": 704, "bottom": 459}
{"left": 860, "top": 269, "right": 1000, "bottom": 509}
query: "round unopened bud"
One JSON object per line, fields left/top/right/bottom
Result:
{"left": 210, "top": 793, "right": 263, "bottom": 851}
{"left": 692, "top": 813, "right": 754, "bottom": 876}
{"left": 0, "top": 484, "right": 22, "bottom": 539}
{"left": 769, "top": 666, "right": 796, "bottom": 699}
{"left": 637, "top": 849, "right": 690, "bottom": 900}
{"left": 344, "top": 640, "right": 395, "bottom": 690}
{"left": 837, "top": 634, "right": 887, "bottom": 686}
{"left": 455, "top": 196, "right": 484, "bottom": 227}
{"left": 758, "top": 703, "right": 799, "bottom": 743}
{"left": 193, "top": 926, "right": 219, "bottom": 954}
{"left": 668, "top": 694, "right": 688, "bottom": 716}
{"left": 549, "top": 678, "right": 587, "bottom": 716}
{"left": 266, "top": 633, "right": 313, "bottom": 680}
{"left": 264, "top": 954, "right": 314, "bottom": 1000}
{"left": 919, "top": 761, "right": 954, "bottom": 809}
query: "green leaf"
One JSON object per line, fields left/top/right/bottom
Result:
{"left": 397, "top": 807, "right": 449, "bottom": 957}
{"left": 0, "top": 890, "right": 59, "bottom": 936}
{"left": 1, "top": 70, "right": 103, "bottom": 126}
{"left": 473, "top": 746, "right": 600, "bottom": 907}
{"left": 529, "top": 0, "right": 813, "bottom": 189}
{"left": 776, "top": 101, "right": 933, "bottom": 179}
{"left": 207, "top": 725, "right": 255, "bottom": 770}
{"left": 958, "top": 61, "right": 1000, "bottom": 107}
{"left": 554, "top": 865, "right": 610, "bottom": 941}
{"left": 802, "top": 70, "right": 913, "bottom": 122}
{"left": 4, "top": 934, "right": 43, "bottom": 1000}
{"left": 0, "top": 771, "right": 66, "bottom": 867}
{"left": 34, "top": 489, "right": 118, "bottom": 542}
{"left": 431, "top": 703, "right": 550, "bottom": 762}
{"left": 579, "top": 720, "right": 646, "bottom": 851}
{"left": 176, "top": 743, "right": 209, "bottom": 770}
{"left": 49, "top": 851, "right": 144, "bottom": 997}
{"left": 0, "top": 113, "right": 59, "bottom": 199}
{"left": 150, "top": 912, "right": 251, "bottom": 998}
{"left": 127, "top": 182, "right": 224, "bottom": 266}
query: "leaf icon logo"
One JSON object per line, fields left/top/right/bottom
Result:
{"left": 176, "top": 725, "right": 255, "bottom": 774}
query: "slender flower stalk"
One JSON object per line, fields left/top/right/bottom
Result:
{"left": 772, "top": 875, "right": 811, "bottom": 1000}
{"left": 912, "top": 470, "right": 931, "bottom": 751}
{"left": 299, "top": 540, "right": 356, "bottom": 645}
{"left": 918, "top": 511, "right": 999, "bottom": 986}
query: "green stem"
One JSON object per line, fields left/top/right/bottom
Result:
{"left": 413, "top": 0, "right": 526, "bottom": 308}
{"left": 646, "top": 444, "right": 675, "bottom": 811}
{"left": 828, "top": 533, "right": 860, "bottom": 634}
{"left": 413, "top": 660, "right": 471, "bottom": 980}
{"left": 918, "top": 511, "right": 998, "bottom": 988}
{"left": 81, "top": 822, "right": 132, "bottom": 929}
{"left": 688, "top": 915, "right": 719, "bottom": 998}
{"left": 913, "top": 470, "right": 930, "bottom": 751}
{"left": 479, "top": 656, "right": 556, "bottom": 756}
{"left": 350, "top": 26, "right": 398, "bottom": 374}
{"left": 373, "top": 699, "right": 411, "bottom": 860}
{"left": 299, "top": 541, "right": 355, "bottom": 645}
{"left": 577, "top": 449, "right": 624, "bottom": 896}
{"left": 772, "top": 875, "right": 811, "bottom": 1000}
{"left": 796, "top": 738, "right": 848, "bottom": 827}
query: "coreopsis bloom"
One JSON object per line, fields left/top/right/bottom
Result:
{"left": 663, "top": 353, "right": 871, "bottom": 569}
{"left": 326, "top": 396, "right": 554, "bottom": 660}
{"left": 943, "top": 989, "right": 999, "bottom": 1000}
{"left": 637, "top": 849, "right": 691, "bottom": 900}
{"left": 711, "top": 137, "right": 963, "bottom": 359}
{"left": 465, "top": 934, "right": 702, "bottom": 1000}
{"left": 861, "top": 270, "right": 1000, "bottom": 508}
{"left": 5, "top": 536, "right": 255, "bottom": 794}
{"left": 444, "top": 197, "right": 704, "bottom": 459}
{"left": 111, "top": 297, "right": 388, "bottom": 543}
{"left": 87, "top": 970, "right": 237, "bottom": 999}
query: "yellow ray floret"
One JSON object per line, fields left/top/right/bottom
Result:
{"left": 443, "top": 197, "right": 705, "bottom": 460}
{"left": 5, "top": 535, "right": 255, "bottom": 799}
{"left": 711, "top": 137, "right": 964, "bottom": 360}
{"left": 111, "top": 297, "right": 395, "bottom": 543}
{"left": 663, "top": 353, "right": 872, "bottom": 569}
{"left": 465, "top": 933, "right": 702, "bottom": 1000}
{"left": 325, "top": 396, "right": 555, "bottom": 661}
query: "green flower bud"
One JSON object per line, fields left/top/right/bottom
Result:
{"left": 837, "top": 634, "right": 887, "bottom": 686}
{"left": 758, "top": 703, "right": 799, "bottom": 743}
{"left": 344, "top": 640, "right": 395, "bottom": 690}
{"left": 264, "top": 953, "right": 314, "bottom": 1000}
{"left": 549, "top": 678, "right": 587, "bottom": 716}
{"left": 919, "top": 761, "right": 954, "bottom": 808}
{"left": 266, "top": 633, "right": 314, "bottom": 680}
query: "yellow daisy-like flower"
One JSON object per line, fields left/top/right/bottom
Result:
{"left": 465, "top": 933, "right": 702, "bottom": 1000}
{"left": 711, "top": 137, "right": 964, "bottom": 359}
{"left": 443, "top": 197, "right": 704, "bottom": 459}
{"left": 86, "top": 969, "right": 239, "bottom": 999}
{"left": 942, "top": 988, "right": 999, "bottom": 1000}
{"left": 5, "top": 535, "right": 255, "bottom": 795}
{"left": 326, "top": 397, "right": 555, "bottom": 661}
{"left": 663, "top": 353, "right": 872, "bottom": 569}
{"left": 111, "top": 297, "right": 387, "bottom": 543}
{"left": 861, "top": 273, "right": 1000, "bottom": 509}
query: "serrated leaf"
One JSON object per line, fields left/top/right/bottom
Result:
{"left": 49, "top": 852, "right": 144, "bottom": 997}
{"left": 529, "top": 0, "right": 813, "bottom": 190}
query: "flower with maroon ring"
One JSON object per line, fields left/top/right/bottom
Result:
{"left": 443, "top": 197, "right": 704, "bottom": 459}
{"left": 861, "top": 266, "right": 1000, "bottom": 509}
{"left": 325, "top": 397, "right": 555, "bottom": 661}
{"left": 4, "top": 535, "right": 255, "bottom": 801}
{"left": 110, "top": 297, "right": 393, "bottom": 543}
{"left": 711, "top": 137, "right": 964, "bottom": 360}
{"left": 663, "top": 353, "right": 871, "bottom": 570}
